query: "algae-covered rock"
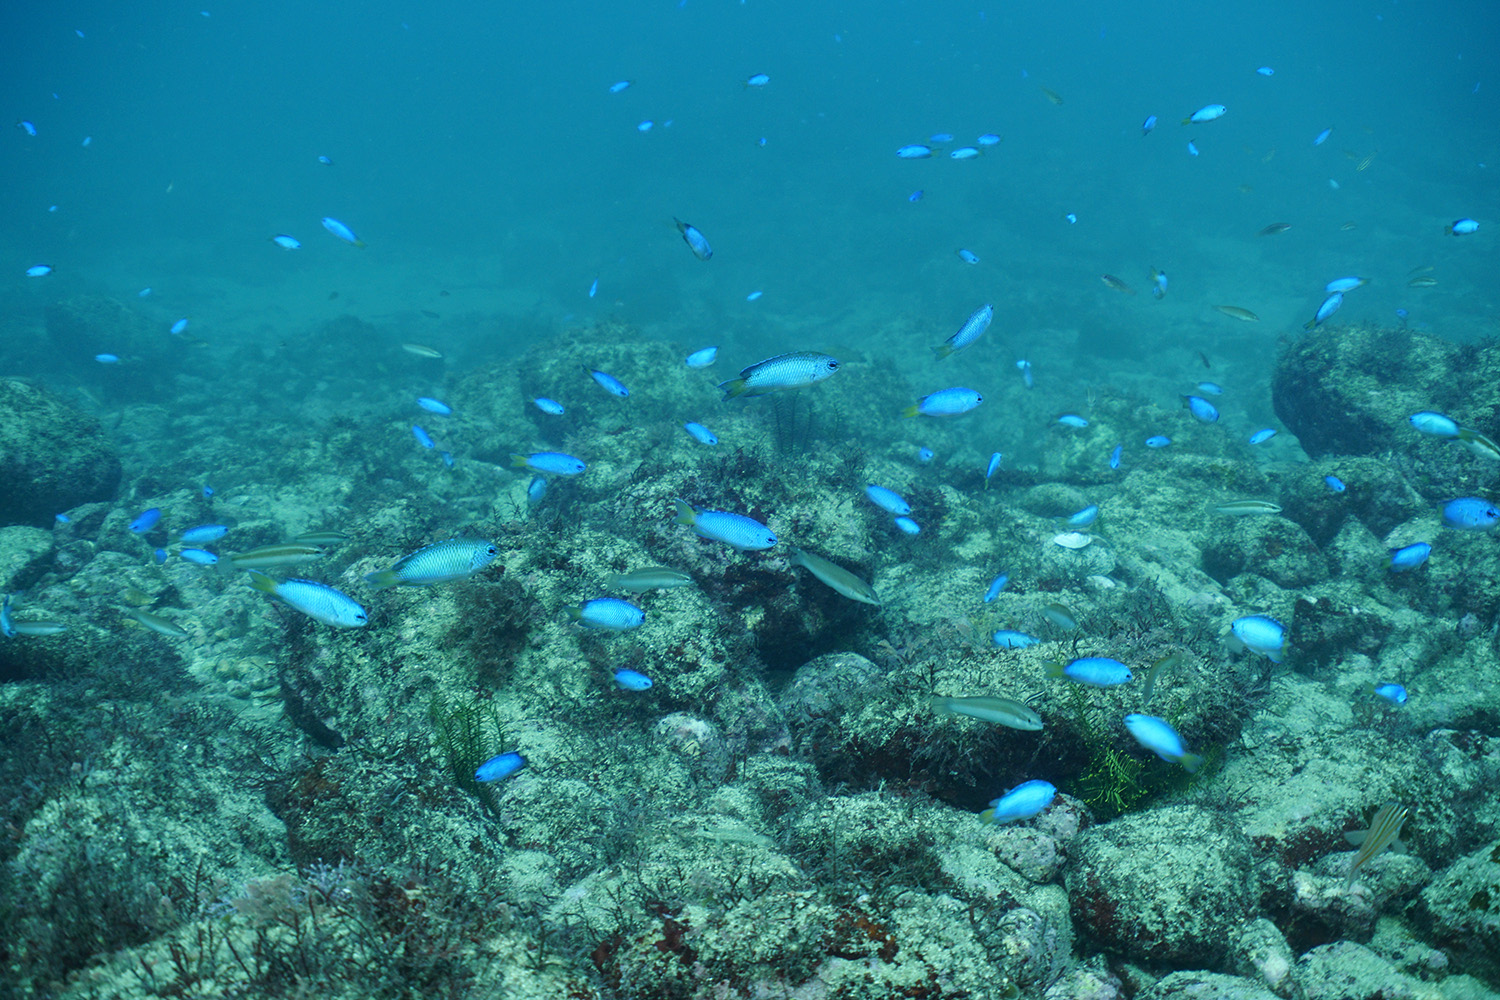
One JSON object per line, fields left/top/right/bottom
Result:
{"left": 1201, "top": 515, "right": 1328, "bottom": 588}
{"left": 0, "top": 379, "right": 121, "bottom": 527}
{"left": 1413, "top": 838, "right": 1500, "bottom": 984}
{"left": 1137, "top": 970, "right": 1284, "bottom": 1000}
{"left": 1294, "top": 940, "right": 1447, "bottom": 1000}
{"left": 1066, "top": 804, "right": 1258, "bottom": 967}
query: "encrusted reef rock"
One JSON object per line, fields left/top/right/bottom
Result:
{"left": 1413, "top": 837, "right": 1500, "bottom": 983}
{"left": 1066, "top": 804, "right": 1258, "bottom": 967}
{"left": 0, "top": 378, "right": 121, "bottom": 527}
{"left": 1271, "top": 322, "right": 1500, "bottom": 461}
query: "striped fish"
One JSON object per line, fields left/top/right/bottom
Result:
{"left": 1344, "top": 802, "right": 1408, "bottom": 884}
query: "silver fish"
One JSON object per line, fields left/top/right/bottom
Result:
{"left": 788, "top": 547, "right": 880, "bottom": 606}
{"left": 364, "top": 538, "right": 499, "bottom": 589}
{"left": 719, "top": 352, "right": 839, "bottom": 400}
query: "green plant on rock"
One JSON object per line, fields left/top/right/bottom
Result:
{"left": 429, "top": 695, "right": 509, "bottom": 816}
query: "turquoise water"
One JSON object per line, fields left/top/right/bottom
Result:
{"left": 3, "top": 3, "right": 1500, "bottom": 998}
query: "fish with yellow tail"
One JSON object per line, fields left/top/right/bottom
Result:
{"left": 718, "top": 352, "right": 839, "bottom": 400}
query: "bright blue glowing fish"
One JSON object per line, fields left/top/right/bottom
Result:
{"left": 512, "top": 452, "right": 586, "bottom": 476}
{"left": 320, "top": 217, "right": 363, "bottom": 246}
{"left": 673, "top": 499, "right": 776, "bottom": 551}
{"left": 904, "top": 387, "right": 982, "bottom": 418}
{"left": 979, "top": 780, "right": 1056, "bottom": 824}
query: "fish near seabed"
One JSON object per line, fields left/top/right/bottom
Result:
{"left": 718, "top": 352, "right": 839, "bottom": 400}
{"left": 1344, "top": 803, "right": 1408, "bottom": 885}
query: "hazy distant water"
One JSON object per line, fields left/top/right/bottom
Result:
{"left": 2, "top": 0, "right": 1496, "bottom": 388}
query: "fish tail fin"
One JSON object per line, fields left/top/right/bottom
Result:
{"left": 930, "top": 696, "right": 954, "bottom": 717}
{"left": 672, "top": 499, "right": 696, "bottom": 526}
{"left": 1043, "top": 661, "right": 1065, "bottom": 680}
{"left": 932, "top": 344, "right": 953, "bottom": 360}
{"left": 1180, "top": 117, "right": 1192, "bottom": 126}
{"left": 510, "top": 454, "right": 531, "bottom": 469}
{"left": 364, "top": 570, "right": 400, "bottom": 590}
{"left": 718, "top": 378, "right": 748, "bottom": 400}
{"left": 901, "top": 404, "right": 920, "bottom": 418}
{"left": 565, "top": 606, "right": 583, "bottom": 622}
{"left": 1303, "top": 319, "right": 1317, "bottom": 332}
{"left": 353, "top": 239, "right": 366, "bottom": 248}
{"left": 977, "top": 808, "right": 997, "bottom": 824}
{"left": 1179, "top": 752, "right": 1204, "bottom": 774}
{"left": 247, "top": 571, "right": 277, "bottom": 594}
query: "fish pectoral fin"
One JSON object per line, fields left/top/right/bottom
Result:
{"left": 1344, "top": 830, "right": 1367, "bottom": 847}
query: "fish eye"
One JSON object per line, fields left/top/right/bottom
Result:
{"left": 827, "top": 360, "right": 840, "bottom": 369}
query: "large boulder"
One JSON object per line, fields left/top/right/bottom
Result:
{"left": 0, "top": 379, "right": 120, "bottom": 527}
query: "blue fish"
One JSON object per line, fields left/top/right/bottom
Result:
{"left": 181, "top": 524, "right": 229, "bottom": 543}
{"left": 570, "top": 598, "right": 645, "bottom": 630}
{"left": 1313, "top": 127, "right": 1333, "bottom": 146}
{"left": 1249, "top": 428, "right": 1277, "bottom": 445}
{"left": 1187, "top": 139, "right": 1199, "bottom": 157}
{"left": 526, "top": 476, "right": 548, "bottom": 505}
{"left": 588, "top": 368, "right": 630, "bottom": 397}
{"left": 1183, "top": 104, "right": 1227, "bottom": 124}
{"left": 317, "top": 154, "right": 333, "bottom": 165}
{"left": 865, "top": 484, "right": 910, "bottom": 516}
{"left": 1442, "top": 497, "right": 1500, "bottom": 530}
{"left": 1141, "top": 115, "right": 1157, "bottom": 136}
{"left": 1305, "top": 292, "right": 1343, "bottom": 330}
{"left": 1388, "top": 542, "right": 1431, "bottom": 572}
{"left": 685, "top": 346, "right": 719, "bottom": 368}
{"left": 1046, "top": 656, "right": 1133, "bottom": 687}
{"left": 1409, "top": 411, "right": 1459, "bottom": 438}
{"left": 170, "top": 319, "right": 189, "bottom": 336}
{"left": 248, "top": 573, "right": 368, "bottom": 628}
{"left": 683, "top": 422, "right": 719, "bottom": 445}
{"left": 908, "top": 190, "right": 924, "bottom": 203}
{"left": 95, "top": 354, "right": 120, "bottom": 364}
{"left": 950, "top": 147, "right": 981, "bottom": 160}
{"left": 918, "top": 447, "right": 934, "bottom": 464}
{"left": 1057, "top": 414, "right": 1089, "bottom": 428}
{"left": 674, "top": 218, "right": 713, "bottom": 260}
{"left": 1324, "top": 475, "right": 1346, "bottom": 493}
{"left": 955, "top": 248, "right": 980, "bottom": 264}
{"left": 1109, "top": 444, "right": 1123, "bottom": 469}
{"left": 896, "top": 144, "right": 934, "bottom": 158}
{"left": 1146, "top": 435, "right": 1171, "bottom": 448}
{"left": 977, "top": 133, "right": 1001, "bottom": 146}
{"left": 589, "top": 276, "right": 599, "bottom": 298}
{"left": 673, "top": 499, "right": 776, "bottom": 551}
{"left": 893, "top": 516, "right": 921, "bottom": 536}
{"left": 1372, "top": 683, "right": 1407, "bottom": 707}
{"left": 320, "top": 216, "right": 364, "bottom": 247}
{"left": 1256, "top": 66, "right": 1275, "bottom": 76}
{"left": 129, "top": 508, "right": 162, "bottom": 534}
{"left": 992, "top": 629, "right": 1039, "bottom": 649}
{"left": 533, "top": 397, "right": 565, "bottom": 415}
{"left": 746, "top": 290, "right": 763, "bottom": 301}
{"left": 984, "top": 573, "right": 1009, "bottom": 603}
{"left": 1450, "top": 218, "right": 1480, "bottom": 236}
{"left": 412, "top": 425, "right": 435, "bottom": 449}
{"left": 25, "top": 264, "right": 53, "bottom": 277}
{"left": 1017, "top": 359, "right": 1033, "bottom": 388}
{"left": 608, "top": 80, "right": 632, "bottom": 93}
{"left": 202, "top": 484, "right": 214, "bottom": 498}
{"left": 270, "top": 234, "right": 301, "bottom": 250}
{"left": 979, "top": 780, "right": 1056, "bottom": 824}
{"left": 16, "top": 120, "right": 37, "bottom": 137}
{"left": 1066, "top": 504, "right": 1099, "bottom": 527}
{"left": 1231, "top": 615, "right": 1286, "bottom": 662}
{"left": 153, "top": 548, "right": 168, "bottom": 564}
{"left": 986, "top": 452, "right": 1002, "bottom": 482}
{"left": 1325, "top": 276, "right": 1368, "bottom": 294}
{"left": 417, "top": 397, "right": 452, "bottom": 415}
{"left": 180, "top": 548, "right": 218, "bottom": 566}
{"left": 745, "top": 73, "right": 770, "bottom": 87}
{"left": 512, "top": 452, "right": 586, "bottom": 476}
{"left": 441, "top": 451, "right": 454, "bottom": 468}
{"left": 1125, "top": 714, "right": 1203, "bottom": 772}
{"left": 475, "top": 752, "right": 526, "bottom": 782}
{"left": 1183, "top": 395, "right": 1219, "bottom": 423}
{"left": 1151, "top": 268, "right": 1168, "bottom": 299}
{"left": 613, "top": 668, "right": 653, "bottom": 691}
{"left": 929, "top": 133, "right": 954, "bottom": 143}
{"left": 904, "top": 387, "right": 982, "bottom": 418}
{"left": 1196, "top": 381, "right": 1224, "bottom": 396}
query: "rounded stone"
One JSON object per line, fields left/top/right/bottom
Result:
{"left": 0, "top": 379, "right": 121, "bottom": 527}
{"left": 1066, "top": 804, "right": 1258, "bottom": 966}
